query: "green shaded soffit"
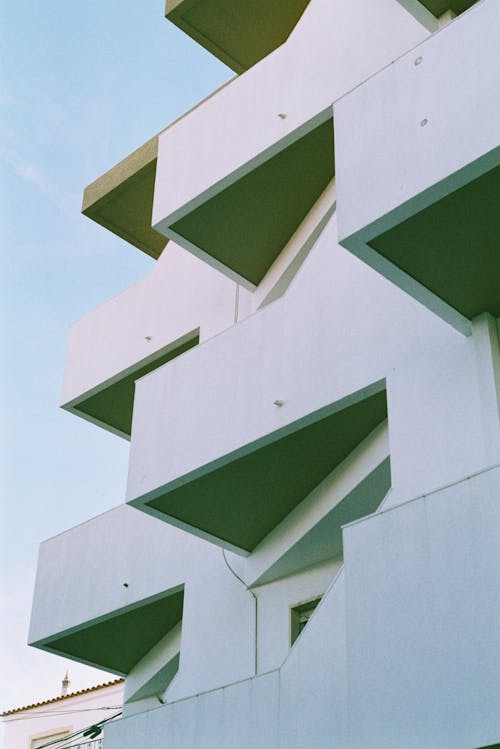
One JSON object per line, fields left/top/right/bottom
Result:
{"left": 165, "top": 0, "right": 311, "bottom": 73}
{"left": 82, "top": 136, "right": 167, "bottom": 259}
{"left": 172, "top": 119, "right": 334, "bottom": 287}
{"left": 370, "top": 164, "right": 500, "bottom": 319}
{"left": 73, "top": 334, "right": 199, "bottom": 437}
{"left": 141, "top": 388, "right": 387, "bottom": 553}
{"left": 34, "top": 590, "right": 184, "bottom": 676}
{"left": 418, "top": 0, "right": 478, "bottom": 17}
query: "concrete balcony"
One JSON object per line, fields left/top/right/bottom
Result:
{"left": 103, "top": 564, "right": 350, "bottom": 749}
{"left": 82, "top": 135, "right": 165, "bottom": 259}
{"left": 28, "top": 505, "right": 206, "bottom": 676}
{"left": 127, "top": 209, "right": 495, "bottom": 555}
{"left": 335, "top": 0, "right": 499, "bottom": 334}
{"left": 61, "top": 243, "right": 237, "bottom": 438}
{"left": 128, "top": 369, "right": 387, "bottom": 554}
{"left": 151, "top": 0, "right": 428, "bottom": 288}
{"left": 164, "top": 0, "right": 310, "bottom": 73}
{"left": 104, "top": 465, "right": 500, "bottom": 749}
{"left": 126, "top": 215, "right": 402, "bottom": 554}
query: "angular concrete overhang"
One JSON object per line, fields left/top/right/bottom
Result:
{"left": 32, "top": 588, "right": 184, "bottom": 677}
{"left": 65, "top": 333, "right": 198, "bottom": 439}
{"left": 82, "top": 136, "right": 167, "bottom": 259}
{"left": 126, "top": 205, "right": 472, "bottom": 560}
{"left": 245, "top": 423, "right": 391, "bottom": 587}
{"left": 28, "top": 505, "right": 207, "bottom": 675}
{"left": 335, "top": 0, "right": 500, "bottom": 334}
{"left": 153, "top": 0, "right": 428, "bottom": 287}
{"left": 61, "top": 243, "right": 237, "bottom": 438}
{"left": 128, "top": 381, "right": 388, "bottom": 555}
{"left": 166, "top": 115, "right": 334, "bottom": 287}
{"left": 124, "top": 623, "right": 182, "bottom": 704}
{"left": 164, "top": 0, "right": 310, "bottom": 73}
{"left": 418, "top": 0, "right": 478, "bottom": 16}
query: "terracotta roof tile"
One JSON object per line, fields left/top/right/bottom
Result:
{"left": 2, "top": 679, "right": 124, "bottom": 716}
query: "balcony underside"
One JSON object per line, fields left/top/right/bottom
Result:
{"left": 165, "top": 0, "right": 310, "bottom": 73}
{"left": 369, "top": 163, "right": 500, "bottom": 319}
{"left": 169, "top": 119, "right": 334, "bottom": 287}
{"left": 82, "top": 137, "right": 167, "bottom": 258}
{"left": 254, "top": 456, "right": 391, "bottom": 585}
{"left": 68, "top": 334, "right": 198, "bottom": 438}
{"left": 419, "top": 0, "right": 477, "bottom": 15}
{"left": 131, "top": 388, "right": 387, "bottom": 553}
{"left": 31, "top": 590, "right": 184, "bottom": 676}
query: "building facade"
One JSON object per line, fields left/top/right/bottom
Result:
{"left": 28, "top": 1, "right": 499, "bottom": 748}
{"left": 2, "top": 679, "right": 123, "bottom": 749}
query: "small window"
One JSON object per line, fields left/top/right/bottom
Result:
{"left": 290, "top": 597, "right": 321, "bottom": 645}
{"left": 31, "top": 731, "right": 70, "bottom": 748}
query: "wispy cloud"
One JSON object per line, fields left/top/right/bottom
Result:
{"left": 12, "top": 159, "right": 53, "bottom": 198}
{"left": 0, "top": 148, "right": 75, "bottom": 218}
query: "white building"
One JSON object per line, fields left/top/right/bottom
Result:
{"left": 28, "top": 1, "right": 499, "bottom": 747}
{"left": 2, "top": 678, "right": 123, "bottom": 749}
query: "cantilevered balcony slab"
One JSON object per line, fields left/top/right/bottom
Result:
{"left": 335, "top": 0, "right": 500, "bottom": 333}
{"left": 37, "top": 589, "right": 184, "bottom": 676}
{"left": 129, "top": 377, "right": 387, "bottom": 554}
{"left": 153, "top": 0, "right": 428, "bottom": 287}
{"left": 28, "top": 505, "right": 207, "bottom": 675}
{"left": 165, "top": 0, "right": 310, "bottom": 73}
{"left": 417, "top": 0, "right": 478, "bottom": 16}
{"left": 244, "top": 423, "right": 390, "bottom": 586}
{"left": 61, "top": 243, "right": 237, "bottom": 438}
{"left": 168, "top": 118, "right": 334, "bottom": 287}
{"left": 83, "top": 136, "right": 167, "bottom": 258}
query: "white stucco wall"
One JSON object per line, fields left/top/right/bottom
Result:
{"left": 61, "top": 242, "right": 238, "bottom": 413}
{"left": 153, "top": 0, "right": 429, "bottom": 262}
{"left": 89, "top": 467, "right": 500, "bottom": 749}
{"left": 343, "top": 464, "right": 500, "bottom": 749}
{"left": 335, "top": 0, "right": 499, "bottom": 243}
{"left": 28, "top": 0, "right": 500, "bottom": 746}
{"left": 128, "top": 212, "right": 496, "bottom": 524}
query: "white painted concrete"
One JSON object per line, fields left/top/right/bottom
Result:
{"left": 152, "top": 0, "right": 428, "bottom": 276}
{"left": 124, "top": 622, "right": 181, "bottom": 706}
{"left": 335, "top": 0, "right": 499, "bottom": 331}
{"left": 104, "top": 670, "right": 281, "bottom": 749}
{"left": 245, "top": 421, "right": 389, "bottom": 586}
{"left": 343, "top": 464, "right": 500, "bottom": 749}
{"left": 28, "top": 0, "right": 499, "bottom": 746}
{"left": 101, "top": 564, "right": 351, "bottom": 749}
{"left": 29, "top": 506, "right": 203, "bottom": 648}
{"left": 253, "top": 558, "right": 340, "bottom": 674}
{"left": 336, "top": 0, "right": 499, "bottom": 242}
{"left": 61, "top": 242, "right": 237, "bottom": 422}
{"left": 75, "top": 467, "right": 500, "bottom": 749}
{"left": 128, "top": 213, "right": 495, "bottom": 528}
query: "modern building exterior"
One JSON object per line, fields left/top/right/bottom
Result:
{"left": 28, "top": 1, "right": 499, "bottom": 748}
{"left": 2, "top": 678, "right": 123, "bottom": 749}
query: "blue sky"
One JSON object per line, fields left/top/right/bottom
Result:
{"left": 0, "top": 0, "right": 231, "bottom": 717}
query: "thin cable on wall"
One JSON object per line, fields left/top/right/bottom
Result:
{"left": 221, "top": 548, "right": 258, "bottom": 675}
